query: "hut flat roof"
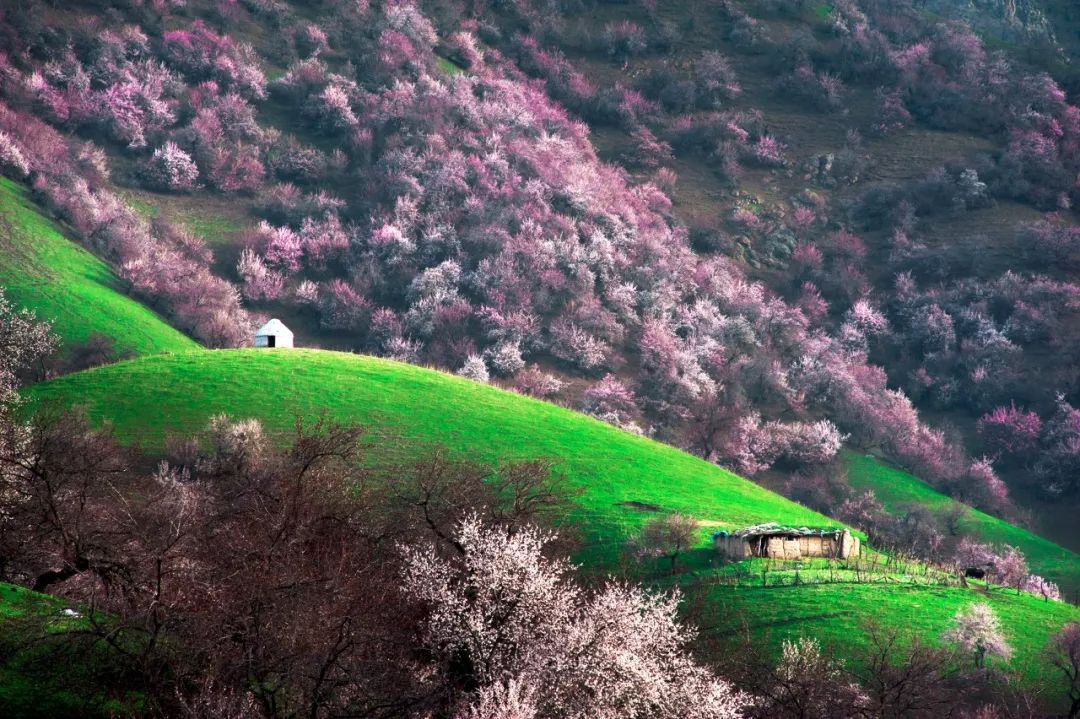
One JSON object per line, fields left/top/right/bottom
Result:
{"left": 713, "top": 522, "right": 848, "bottom": 539}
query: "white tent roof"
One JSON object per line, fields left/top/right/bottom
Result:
{"left": 255, "top": 318, "right": 294, "bottom": 338}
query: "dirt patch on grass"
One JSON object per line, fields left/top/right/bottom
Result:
{"left": 619, "top": 500, "right": 664, "bottom": 512}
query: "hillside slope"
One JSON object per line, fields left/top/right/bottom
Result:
{"left": 0, "top": 178, "right": 198, "bottom": 357}
{"left": 28, "top": 349, "right": 830, "bottom": 559}
{"left": 25, "top": 349, "right": 1080, "bottom": 693}
{"left": 696, "top": 580, "right": 1080, "bottom": 688}
{"left": 845, "top": 453, "right": 1080, "bottom": 598}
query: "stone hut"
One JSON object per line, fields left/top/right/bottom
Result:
{"left": 713, "top": 523, "right": 860, "bottom": 560}
{"left": 255, "top": 318, "right": 294, "bottom": 348}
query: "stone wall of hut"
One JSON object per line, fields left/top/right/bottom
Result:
{"left": 715, "top": 535, "right": 750, "bottom": 559}
{"left": 714, "top": 529, "right": 860, "bottom": 560}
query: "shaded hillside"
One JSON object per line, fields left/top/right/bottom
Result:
{"left": 3, "top": 0, "right": 1080, "bottom": 713}
{"left": 0, "top": 583, "right": 129, "bottom": 718}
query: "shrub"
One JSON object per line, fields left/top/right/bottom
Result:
{"left": 483, "top": 340, "right": 526, "bottom": 377}
{"left": 162, "top": 21, "right": 266, "bottom": 99}
{"left": 142, "top": 141, "right": 199, "bottom": 191}
{"left": 774, "top": 419, "right": 846, "bottom": 466}
{"left": 602, "top": 21, "right": 647, "bottom": 61}
{"left": 694, "top": 51, "right": 741, "bottom": 105}
{"left": 796, "top": 282, "right": 829, "bottom": 324}
{"left": 72, "top": 142, "right": 110, "bottom": 184}
{"left": 457, "top": 354, "right": 490, "bottom": 383}
{"left": 729, "top": 14, "right": 766, "bottom": 50}
{"left": 293, "top": 24, "right": 329, "bottom": 58}
{"left": 510, "top": 34, "right": 594, "bottom": 111}
{"left": 0, "top": 131, "right": 30, "bottom": 177}
{"left": 630, "top": 514, "right": 699, "bottom": 572}
{"left": 990, "top": 546, "right": 1028, "bottom": 593}
{"left": 976, "top": 403, "right": 1041, "bottom": 460}
{"left": 253, "top": 222, "right": 302, "bottom": 273}
{"left": 299, "top": 213, "right": 349, "bottom": 267}
{"left": 748, "top": 135, "right": 787, "bottom": 167}
{"left": 658, "top": 80, "right": 697, "bottom": 114}
{"left": 236, "top": 249, "right": 284, "bottom": 302}
{"left": 549, "top": 321, "right": 608, "bottom": 371}
{"left": 294, "top": 279, "right": 319, "bottom": 305}
{"left": 267, "top": 135, "right": 328, "bottom": 184}
{"left": 1023, "top": 574, "right": 1062, "bottom": 602}
{"left": 94, "top": 75, "right": 177, "bottom": 148}
{"left": 304, "top": 84, "right": 359, "bottom": 132}
{"left": 1018, "top": 215, "right": 1080, "bottom": 267}
{"left": 0, "top": 287, "right": 57, "bottom": 406}
{"left": 317, "top": 279, "right": 370, "bottom": 333}
{"left": 752, "top": 637, "right": 869, "bottom": 718}
{"left": 625, "top": 126, "right": 674, "bottom": 169}
{"left": 961, "top": 458, "right": 1009, "bottom": 510}
{"left": 777, "top": 66, "right": 845, "bottom": 112}
{"left": 582, "top": 374, "right": 640, "bottom": 433}
{"left": 513, "top": 365, "right": 563, "bottom": 399}
{"left": 205, "top": 143, "right": 265, "bottom": 192}
{"left": 1046, "top": 623, "right": 1080, "bottom": 716}
{"left": 272, "top": 58, "right": 329, "bottom": 102}
{"left": 256, "top": 183, "right": 345, "bottom": 225}
{"left": 1034, "top": 395, "right": 1080, "bottom": 496}
{"left": 870, "top": 88, "right": 911, "bottom": 135}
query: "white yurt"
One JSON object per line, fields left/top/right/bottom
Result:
{"left": 254, "top": 318, "right": 294, "bottom": 348}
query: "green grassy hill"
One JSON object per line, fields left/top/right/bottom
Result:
{"left": 25, "top": 349, "right": 1080, "bottom": 692}
{"left": 845, "top": 453, "right": 1080, "bottom": 598}
{"left": 27, "top": 349, "right": 831, "bottom": 561}
{"left": 0, "top": 178, "right": 198, "bottom": 357}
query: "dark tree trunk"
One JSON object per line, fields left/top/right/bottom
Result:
{"left": 32, "top": 556, "right": 89, "bottom": 592}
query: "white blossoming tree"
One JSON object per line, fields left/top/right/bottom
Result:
{"left": 942, "top": 603, "right": 1012, "bottom": 670}
{"left": 403, "top": 515, "right": 748, "bottom": 719}
{"left": 144, "top": 141, "right": 199, "bottom": 191}
{"left": 0, "top": 288, "right": 57, "bottom": 408}
{"left": 756, "top": 636, "right": 869, "bottom": 717}
{"left": 457, "top": 354, "right": 491, "bottom": 383}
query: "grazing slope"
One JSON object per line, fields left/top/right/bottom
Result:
{"left": 28, "top": 349, "right": 830, "bottom": 558}
{"left": 845, "top": 453, "right": 1080, "bottom": 598}
{"left": 697, "top": 580, "right": 1080, "bottom": 687}
{"left": 26, "top": 349, "right": 1080, "bottom": 689}
{"left": 0, "top": 178, "right": 198, "bottom": 357}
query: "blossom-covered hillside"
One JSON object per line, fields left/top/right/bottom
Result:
{"left": 0, "top": 0, "right": 1003, "bottom": 511}
{"left": 5, "top": 0, "right": 1080, "bottom": 564}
